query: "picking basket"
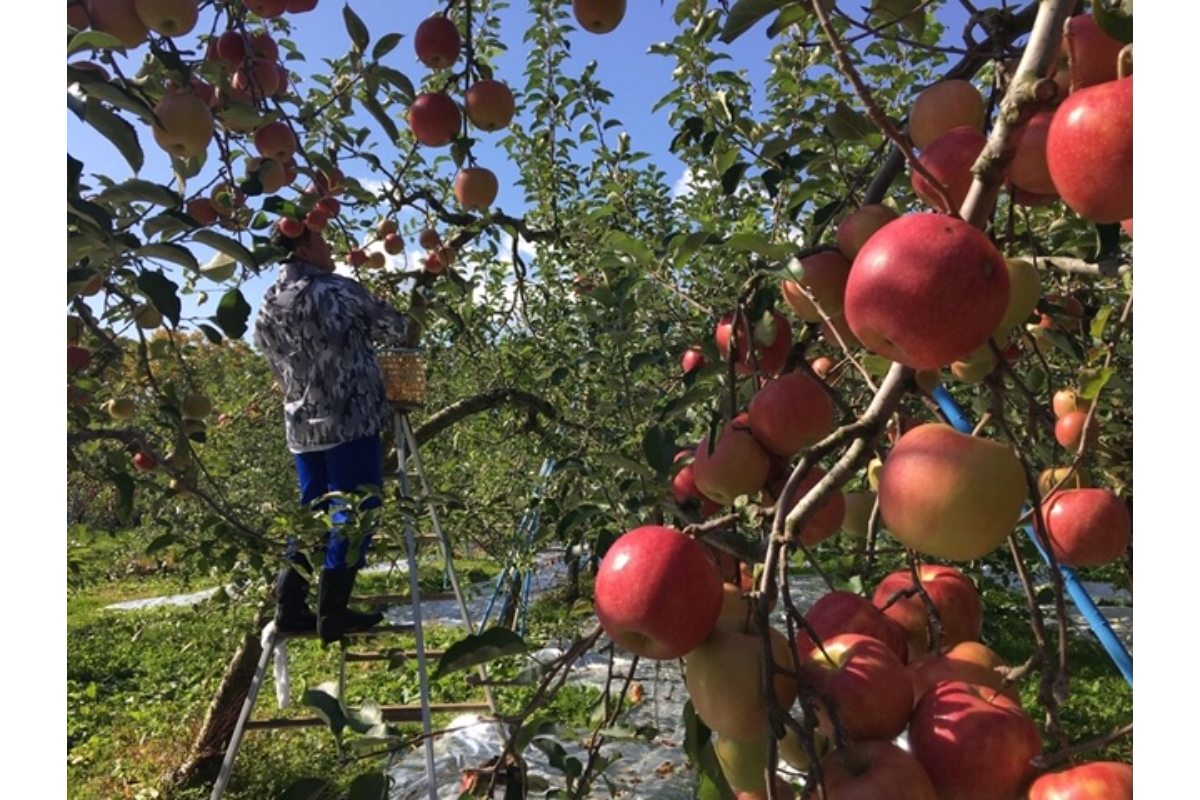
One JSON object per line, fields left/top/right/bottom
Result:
{"left": 377, "top": 348, "right": 427, "bottom": 409}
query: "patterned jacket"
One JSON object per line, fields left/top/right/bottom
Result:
{"left": 254, "top": 258, "right": 410, "bottom": 453}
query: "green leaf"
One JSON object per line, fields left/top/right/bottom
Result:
{"left": 346, "top": 773, "right": 388, "bottom": 800}
{"left": 145, "top": 533, "right": 177, "bottom": 555}
{"left": 112, "top": 472, "right": 135, "bottom": 524}
{"left": 343, "top": 4, "right": 371, "bottom": 53}
{"left": 722, "top": 232, "right": 796, "bottom": 262}
{"left": 136, "top": 243, "right": 198, "bottom": 272}
{"left": 870, "top": 0, "right": 925, "bottom": 38}
{"left": 373, "top": 66, "right": 415, "bottom": 104}
{"left": 215, "top": 289, "right": 251, "bottom": 340}
{"left": 136, "top": 270, "right": 182, "bottom": 327}
{"left": 79, "top": 81, "right": 157, "bottom": 123}
{"left": 605, "top": 231, "right": 654, "bottom": 265}
{"left": 594, "top": 453, "right": 656, "bottom": 480}
{"left": 641, "top": 425, "right": 675, "bottom": 481}
{"left": 1077, "top": 367, "right": 1115, "bottom": 401}
{"left": 1093, "top": 0, "right": 1134, "bottom": 43}
{"left": 198, "top": 323, "right": 224, "bottom": 344}
{"left": 67, "top": 30, "right": 124, "bottom": 56}
{"left": 301, "top": 682, "right": 346, "bottom": 737}
{"left": 766, "top": 5, "right": 812, "bottom": 37}
{"left": 83, "top": 98, "right": 144, "bottom": 174}
{"left": 360, "top": 93, "right": 401, "bottom": 145}
{"left": 277, "top": 777, "right": 333, "bottom": 800}
{"left": 720, "top": 0, "right": 794, "bottom": 44}
{"left": 192, "top": 230, "right": 258, "bottom": 267}
{"left": 371, "top": 32, "right": 403, "bottom": 60}
{"left": 720, "top": 161, "right": 748, "bottom": 195}
{"left": 823, "top": 101, "right": 874, "bottom": 141}
{"left": 1090, "top": 305, "right": 1113, "bottom": 340}
{"left": 433, "top": 628, "right": 527, "bottom": 679}
{"left": 344, "top": 699, "right": 384, "bottom": 734}
{"left": 68, "top": 197, "right": 113, "bottom": 233}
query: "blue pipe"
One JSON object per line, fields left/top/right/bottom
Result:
{"left": 931, "top": 386, "right": 1133, "bottom": 684}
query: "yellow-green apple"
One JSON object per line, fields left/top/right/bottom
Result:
{"left": 1054, "top": 410, "right": 1097, "bottom": 450}
{"left": 872, "top": 565, "right": 983, "bottom": 660}
{"left": 133, "top": 0, "right": 197, "bottom": 36}
{"left": 714, "top": 735, "right": 770, "bottom": 794}
{"left": 774, "top": 467, "right": 846, "bottom": 547}
{"left": 366, "top": 250, "right": 387, "bottom": 270}
{"left": 105, "top": 397, "right": 136, "bottom": 419}
{"left": 908, "top": 681, "right": 1042, "bottom": 800}
{"left": 1026, "top": 761, "right": 1133, "bottom": 800}
{"left": 1037, "top": 465, "right": 1091, "bottom": 498}
{"left": 254, "top": 120, "right": 298, "bottom": 162}
{"left": 465, "top": 79, "right": 516, "bottom": 132}
{"left": 816, "top": 740, "right": 937, "bottom": 800}
{"left": 836, "top": 204, "right": 898, "bottom": 262}
{"left": 1046, "top": 76, "right": 1133, "bottom": 223}
{"left": 693, "top": 416, "right": 772, "bottom": 506}
{"left": 716, "top": 310, "right": 793, "bottom": 376}
{"left": 747, "top": 371, "right": 835, "bottom": 458}
{"left": 572, "top": 0, "right": 626, "bottom": 33}
{"left": 593, "top": 525, "right": 723, "bottom": 660}
{"left": 409, "top": 92, "right": 462, "bottom": 147}
{"left": 907, "top": 640, "right": 1019, "bottom": 707}
{"left": 414, "top": 15, "right": 461, "bottom": 69}
{"left": 377, "top": 218, "right": 398, "bottom": 238}
{"left": 134, "top": 303, "right": 163, "bottom": 329}
{"left": 181, "top": 393, "right": 212, "bottom": 419}
{"left": 685, "top": 618, "right": 798, "bottom": 739}
{"left": 796, "top": 590, "right": 908, "bottom": 665}
{"left": 68, "top": 346, "right": 92, "bottom": 374}
{"left": 88, "top": 0, "right": 149, "bottom": 47}
{"left": 1039, "top": 488, "right": 1132, "bottom": 567}
{"left": 780, "top": 251, "right": 852, "bottom": 322}
{"left": 1008, "top": 111, "right": 1057, "bottom": 197}
{"left": 840, "top": 491, "right": 876, "bottom": 539}
{"left": 1063, "top": 13, "right": 1125, "bottom": 91}
{"left": 949, "top": 343, "right": 996, "bottom": 385}
{"left": 844, "top": 214, "right": 1009, "bottom": 371}
{"left": 799, "top": 633, "right": 912, "bottom": 741}
{"left": 133, "top": 451, "right": 158, "bottom": 472}
{"left": 908, "top": 79, "right": 985, "bottom": 150}
{"left": 995, "top": 258, "right": 1043, "bottom": 334}
{"left": 152, "top": 92, "right": 214, "bottom": 159}
{"left": 454, "top": 167, "right": 499, "bottom": 211}
{"left": 778, "top": 727, "right": 829, "bottom": 772}
{"left": 1052, "top": 388, "right": 1092, "bottom": 419}
{"left": 911, "top": 126, "right": 988, "bottom": 213}
{"left": 878, "top": 423, "right": 1026, "bottom": 561}
{"left": 244, "top": 157, "right": 288, "bottom": 193}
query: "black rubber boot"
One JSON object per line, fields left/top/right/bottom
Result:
{"left": 317, "top": 567, "right": 383, "bottom": 644}
{"left": 274, "top": 554, "right": 318, "bottom": 634}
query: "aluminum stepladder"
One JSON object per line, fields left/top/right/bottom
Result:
{"left": 209, "top": 406, "right": 497, "bottom": 800}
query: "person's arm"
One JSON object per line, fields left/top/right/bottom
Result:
{"left": 357, "top": 285, "right": 411, "bottom": 346}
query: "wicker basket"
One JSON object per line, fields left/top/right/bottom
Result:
{"left": 377, "top": 348, "right": 427, "bottom": 409}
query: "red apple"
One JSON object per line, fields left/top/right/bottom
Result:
{"left": 186, "top": 198, "right": 220, "bottom": 226}
{"left": 908, "top": 79, "right": 985, "bottom": 150}
{"left": 414, "top": 15, "right": 461, "bottom": 69}
{"left": 1026, "top": 761, "right": 1133, "bottom": 800}
{"left": 1009, "top": 111, "right": 1057, "bottom": 197}
{"left": 911, "top": 126, "right": 988, "bottom": 213}
{"left": 593, "top": 525, "right": 723, "bottom": 660}
{"left": 907, "top": 640, "right": 1019, "bottom": 707}
{"left": 685, "top": 618, "right": 797, "bottom": 739}
{"left": 88, "top": 0, "right": 149, "bottom": 48}
{"left": 572, "top": 0, "right": 626, "bottom": 34}
{"left": 908, "top": 681, "right": 1043, "bottom": 800}
{"left": 799, "top": 633, "right": 913, "bottom": 741}
{"left": 409, "top": 92, "right": 462, "bottom": 147}
{"left": 454, "top": 166, "right": 500, "bottom": 211}
{"left": 245, "top": 0, "right": 288, "bottom": 17}
{"left": 304, "top": 208, "right": 329, "bottom": 233}
{"left": 844, "top": 214, "right": 1009, "bottom": 371}
{"left": 780, "top": 250, "right": 852, "bottom": 322}
{"left": 383, "top": 233, "right": 404, "bottom": 256}
{"left": 1063, "top": 13, "right": 1126, "bottom": 91}
{"left": 133, "top": 0, "right": 199, "bottom": 37}
{"left": 133, "top": 452, "right": 158, "bottom": 472}
{"left": 872, "top": 565, "right": 983, "bottom": 661}
{"left": 692, "top": 416, "right": 772, "bottom": 507}
{"left": 215, "top": 30, "right": 248, "bottom": 65}
{"left": 796, "top": 590, "right": 908, "bottom": 665}
{"left": 277, "top": 216, "right": 304, "bottom": 239}
{"left": 681, "top": 346, "right": 706, "bottom": 375}
{"left": 816, "top": 740, "right": 937, "bottom": 800}
{"left": 1054, "top": 410, "right": 1097, "bottom": 451}
{"left": 253, "top": 120, "right": 298, "bottom": 162}
{"left": 418, "top": 228, "right": 441, "bottom": 250}
{"left": 68, "top": 346, "right": 92, "bottom": 374}
{"left": 878, "top": 423, "right": 1026, "bottom": 561}
{"left": 747, "top": 371, "right": 835, "bottom": 459}
{"left": 286, "top": 0, "right": 318, "bottom": 11}
{"left": 465, "top": 79, "right": 516, "bottom": 132}
{"left": 1046, "top": 76, "right": 1133, "bottom": 224}
{"left": 1039, "top": 488, "right": 1132, "bottom": 567}
{"left": 836, "top": 204, "right": 898, "bottom": 262}
{"left": 715, "top": 310, "right": 793, "bottom": 376}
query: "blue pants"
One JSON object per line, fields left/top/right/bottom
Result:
{"left": 294, "top": 435, "right": 384, "bottom": 569}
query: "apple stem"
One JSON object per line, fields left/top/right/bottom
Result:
{"left": 1117, "top": 43, "right": 1133, "bottom": 79}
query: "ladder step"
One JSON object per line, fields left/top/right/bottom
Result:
{"left": 355, "top": 592, "right": 459, "bottom": 605}
{"left": 379, "top": 535, "right": 443, "bottom": 549}
{"left": 244, "top": 702, "right": 494, "bottom": 729}
{"left": 343, "top": 649, "right": 448, "bottom": 662}
{"left": 277, "top": 623, "right": 417, "bottom": 640}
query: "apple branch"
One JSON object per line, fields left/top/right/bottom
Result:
{"left": 410, "top": 388, "right": 559, "bottom": 446}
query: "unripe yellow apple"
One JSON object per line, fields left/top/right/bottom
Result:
{"left": 181, "top": 393, "right": 213, "bottom": 419}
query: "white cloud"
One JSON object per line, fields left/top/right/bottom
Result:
{"left": 671, "top": 167, "right": 696, "bottom": 199}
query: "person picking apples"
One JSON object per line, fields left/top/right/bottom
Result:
{"left": 254, "top": 222, "right": 412, "bottom": 643}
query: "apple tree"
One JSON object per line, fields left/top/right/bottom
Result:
{"left": 67, "top": 0, "right": 1132, "bottom": 796}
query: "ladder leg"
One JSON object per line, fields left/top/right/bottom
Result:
{"left": 394, "top": 410, "right": 439, "bottom": 800}
{"left": 400, "top": 413, "right": 499, "bottom": 715}
{"left": 209, "top": 628, "right": 279, "bottom": 800}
